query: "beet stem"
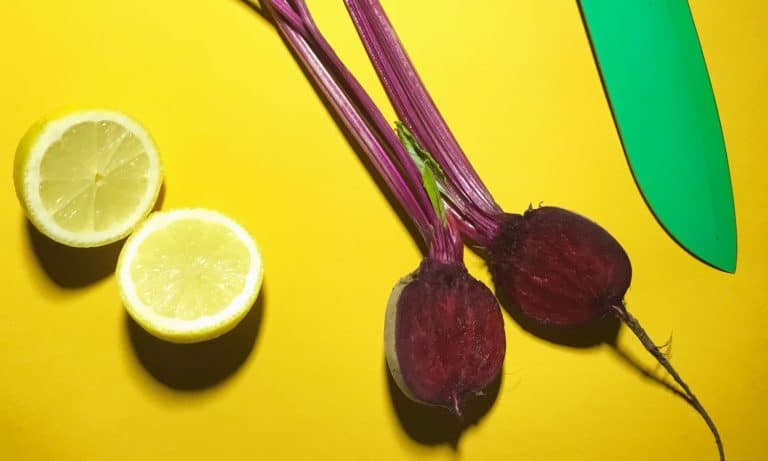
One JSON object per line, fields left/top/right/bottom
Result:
{"left": 612, "top": 305, "right": 724, "bottom": 461}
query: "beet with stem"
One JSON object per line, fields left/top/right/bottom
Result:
{"left": 262, "top": 0, "right": 505, "bottom": 415}
{"left": 386, "top": 258, "right": 505, "bottom": 415}
{"left": 343, "top": 1, "right": 724, "bottom": 458}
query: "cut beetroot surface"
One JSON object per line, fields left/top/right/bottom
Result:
{"left": 489, "top": 207, "right": 632, "bottom": 326}
{"left": 387, "top": 259, "right": 505, "bottom": 415}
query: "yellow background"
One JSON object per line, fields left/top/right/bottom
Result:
{"left": 2, "top": 1, "right": 766, "bottom": 460}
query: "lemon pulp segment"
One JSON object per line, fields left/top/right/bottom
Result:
{"left": 130, "top": 219, "right": 251, "bottom": 320}
{"left": 39, "top": 121, "right": 151, "bottom": 233}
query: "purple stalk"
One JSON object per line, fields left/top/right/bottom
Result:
{"left": 344, "top": 0, "right": 502, "bottom": 242}
{"left": 292, "top": 0, "right": 435, "bottom": 228}
{"left": 265, "top": 0, "right": 305, "bottom": 33}
{"left": 341, "top": 6, "right": 492, "bottom": 241}
{"left": 263, "top": 0, "right": 460, "bottom": 262}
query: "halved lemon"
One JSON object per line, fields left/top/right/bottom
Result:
{"left": 14, "top": 110, "right": 163, "bottom": 247}
{"left": 116, "top": 209, "right": 263, "bottom": 343}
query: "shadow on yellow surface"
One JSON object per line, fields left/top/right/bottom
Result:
{"left": 26, "top": 220, "right": 125, "bottom": 288}
{"left": 23, "top": 183, "right": 166, "bottom": 288}
{"left": 125, "top": 286, "right": 265, "bottom": 390}
{"left": 385, "top": 357, "right": 502, "bottom": 449}
{"left": 611, "top": 343, "right": 692, "bottom": 405}
{"left": 498, "top": 290, "right": 695, "bottom": 406}
{"left": 238, "top": 0, "right": 264, "bottom": 16}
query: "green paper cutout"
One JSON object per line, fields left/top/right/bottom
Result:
{"left": 580, "top": 0, "right": 737, "bottom": 272}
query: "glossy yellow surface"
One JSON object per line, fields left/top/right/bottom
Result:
{"left": 1, "top": 1, "right": 766, "bottom": 460}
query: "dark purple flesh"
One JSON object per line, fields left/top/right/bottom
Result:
{"left": 386, "top": 259, "right": 505, "bottom": 415}
{"left": 488, "top": 206, "right": 632, "bottom": 326}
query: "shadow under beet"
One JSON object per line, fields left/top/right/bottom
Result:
{"left": 497, "top": 289, "right": 693, "bottom": 406}
{"left": 126, "top": 287, "right": 265, "bottom": 390}
{"left": 495, "top": 287, "right": 621, "bottom": 349}
{"left": 385, "top": 358, "right": 502, "bottom": 449}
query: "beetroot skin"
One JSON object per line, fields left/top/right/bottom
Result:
{"left": 385, "top": 259, "right": 505, "bottom": 415}
{"left": 488, "top": 206, "right": 632, "bottom": 326}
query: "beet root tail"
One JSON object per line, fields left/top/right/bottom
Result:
{"left": 612, "top": 304, "right": 724, "bottom": 461}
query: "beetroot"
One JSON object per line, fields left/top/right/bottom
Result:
{"left": 488, "top": 207, "right": 631, "bottom": 326}
{"left": 385, "top": 259, "right": 506, "bottom": 416}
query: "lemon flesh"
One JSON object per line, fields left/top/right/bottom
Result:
{"left": 117, "top": 209, "right": 263, "bottom": 343}
{"left": 15, "top": 110, "right": 162, "bottom": 247}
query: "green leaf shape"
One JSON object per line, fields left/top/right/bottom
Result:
{"left": 396, "top": 122, "right": 447, "bottom": 224}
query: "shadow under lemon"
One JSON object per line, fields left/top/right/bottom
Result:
{"left": 125, "top": 285, "right": 265, "bottom": 391}
{"left": 24, "top": 183, "right": 165, "bottom": 288}
{"left": 26, "top": 220, "right": 125, "bottom": 288}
